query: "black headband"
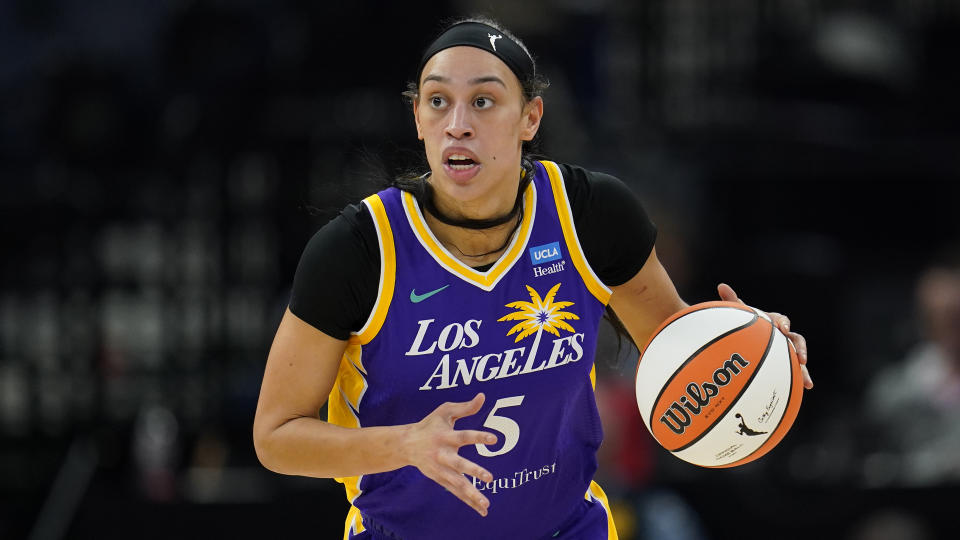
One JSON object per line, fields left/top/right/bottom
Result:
{"left": 417, "top": 22, "right": 535, "bottom": 86}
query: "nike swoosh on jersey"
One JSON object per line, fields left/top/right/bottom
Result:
{"left": 409, "top": 285, "right": 450, "bottom": 303}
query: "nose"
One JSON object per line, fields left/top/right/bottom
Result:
{"left": 445, "top": 103, "right": 474, "bottom": 140}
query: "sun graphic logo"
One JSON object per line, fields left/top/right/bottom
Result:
{"left": 498, "top": 283, "right": 580, "bottom": 364}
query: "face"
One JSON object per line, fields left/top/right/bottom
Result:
{"left": 413, "top": 46, "right": 543, "bottom": 217}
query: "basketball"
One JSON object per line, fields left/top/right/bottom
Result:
{"left": 634, "top": 301, "right": 803, "bottom": 468}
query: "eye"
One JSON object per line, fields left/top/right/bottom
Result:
{"left": 429, "top": 95, "right": 447, "bottom": 109}
{"left": 474, "top": 96, "right": 494, "bottom": 109}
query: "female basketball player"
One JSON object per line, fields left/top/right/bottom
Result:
{"left": 253, "top": 17, "right": 811, "bottom": 540}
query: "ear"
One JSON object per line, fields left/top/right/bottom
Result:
{"left": 412, "top": 96, "right": 424, "bottom": 141}
{"left": 520, "top": 96, "right": 543, "bottom": 142}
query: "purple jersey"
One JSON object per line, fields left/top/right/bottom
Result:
{"left": 328, "top": 161, "right": 617, "bottom": 539}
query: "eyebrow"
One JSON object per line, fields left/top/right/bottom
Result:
{"left": 422, "top": 74, "right": 507, "bottom": 88}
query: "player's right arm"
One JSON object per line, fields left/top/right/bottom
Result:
{"left": 252, "top": 309, "right": 497, "bottom": 516}
{"left": 253, "top": 206, "right": 497, "bottom": 515}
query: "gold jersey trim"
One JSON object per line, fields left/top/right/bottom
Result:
{"left": 586, "top": 480, "right": 619, "bottom": 539}
{"left": 327, "top": 341, "right": 367, "bottom": 504}
{"left": 354, "top": 194, "right": 396, "bottom": 345}
{"left": 342, "top": 505, "right": 366, "bottom": 538}
{"left": 401, "top": 181, "right": 536, "bottom": 291}
{"left": 541, "top": 161, "right": 612, "bottom": 305}
{"left": 330, "top": 193, "right": 395, "bottom": 508}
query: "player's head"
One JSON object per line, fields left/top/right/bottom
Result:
{"left": 404, "top": 18, "right": 549, "bottom": 219}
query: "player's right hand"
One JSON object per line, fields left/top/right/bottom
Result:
{"left": 402, "top": 393, "right": 497, "bottom": 517}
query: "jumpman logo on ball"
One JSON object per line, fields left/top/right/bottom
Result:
{"left": 488, "top": 33, "right": 503, "bottom": 51}
{"left": 735, "top": 413, "right": 768, "bottom": 436}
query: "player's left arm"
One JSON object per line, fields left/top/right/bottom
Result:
{"left": 568, "top": 166, "right": 685, "bottom": 351}
{"left": 576, "top": 165, "right": 811, "bottom": 389}
{"left": 608, "top": 246, "right": 687, "bottom": 351}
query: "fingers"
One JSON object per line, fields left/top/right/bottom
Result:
{"left": 767, "top": 312, "right": 789, "bottom": 333}
{"left": 440, "top": 468, "right": 490, "bottom": 516}
{"left": 785, "top": 330, "right": 807, "bottom": 364}
{"left": 765, "top": 312, "right": 808, "bottom": 367}
{"left": 768, "top": 312, "right": 797, "bottom": 351}
{"left": 413, "top": 442, "right": 493, "bottom": 516}
{"left": 411, "top": 396, "right": 497, "bottom": 516}
{"left": 774, "top": 313, "right": 808, "bottom": 367}
{"left": 446, "top": 453, "right": 494, "bottom": 484}
{"left": 445, "top": 393, "right": 486, "bottom": 423}
{"left": 716, "top": 285, "right": 813, "bottom": 390}
{"left": 781, "top": 325, "right": 812, "bottom": 389}
{"left": 456, "top": 429, "right": 497, "bottom": 448}
{"left": 717, "top": 283, "right": 743, "bottom": 304}
{"left": 800, "top": 364, "right": 813, "bottom": 389}
{"left": 429, "top": 451, "right": 492, "bottom": 516}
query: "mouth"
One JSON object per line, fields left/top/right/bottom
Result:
{"left": 441, "top": 148, "right": 482, "bottom": 182}
{"left": 446, "top": 154, "right": 478, "bottom": 170}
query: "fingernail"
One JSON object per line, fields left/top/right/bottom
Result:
{"left": 487, "top": 435, "right": 497, "bottom": 444}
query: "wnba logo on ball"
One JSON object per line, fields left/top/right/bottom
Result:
{"left": 658, "top": 353, "right": 750, "bottom": 435}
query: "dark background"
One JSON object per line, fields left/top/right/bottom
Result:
{"left": 2, "top": 1, "right": 959, "bottom": 538}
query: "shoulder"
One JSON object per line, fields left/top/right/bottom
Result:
{"left": 289, "top": 201, "right": 381, "bottom": 339}
{"left": 546, "top": 161, "right": 657, "bottom": 287}
{"left": 550, "top": 161, "right": 637, "bottom": 218}
{"left": 302, "top": 201, "right": 379, "bottom": 261}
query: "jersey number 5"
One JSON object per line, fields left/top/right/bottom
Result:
{"left": 474, "top": 395, "right": 524, "bottom": 457}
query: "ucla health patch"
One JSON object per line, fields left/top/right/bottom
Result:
{"left": 529, "top": 242, "right": 562, "bottom": 265}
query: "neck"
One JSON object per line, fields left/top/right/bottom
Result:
{"left": 424, "top": 210, "right": 522, "bottom": 265}
{"left": 419, "top": 170, "right": 529, "bottom": 265}
{"left": 422, "top": 181, "right": 523, "bottom": 230}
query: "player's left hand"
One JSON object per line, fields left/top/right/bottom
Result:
{"left": 718, "top": 283, "right": 813, "bottom": 390}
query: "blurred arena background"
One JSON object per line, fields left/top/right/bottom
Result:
{"left": 2, "top": 1, "right": 959, "bottom": 538}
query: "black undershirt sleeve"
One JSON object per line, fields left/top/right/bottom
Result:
{"left": 288, "top": 203, "right": 380, "bottom": 340}
{"left": 287, "top": 163, "right": 657, "bottom": 337}
{"left": 557, "top": 163, "right": 657, "bottom": 287}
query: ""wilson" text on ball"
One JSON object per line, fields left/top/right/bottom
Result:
{"left": 659, "top": 353, "right": 750, "bottom": 435}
